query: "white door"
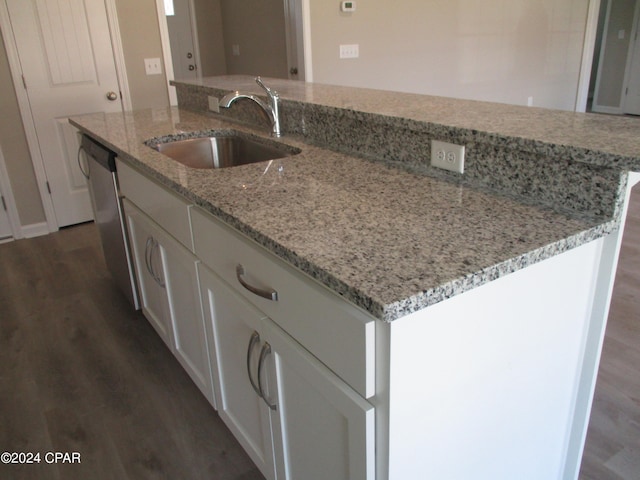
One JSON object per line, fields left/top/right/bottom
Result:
{"left": 624, "top": 18, "right": 640, "bottom": 114}
{"left": 3, "top": 0, "right": 124, "bottom": 228}
{"left": 284, "top": 0, "right": 306, "bottom": 80}
{"left": 166, "top": 0, "right": 199, "bottom": 80}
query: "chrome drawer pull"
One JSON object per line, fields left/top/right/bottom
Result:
{"left": 236, "top": 264, "right": 278, "bottom": 301}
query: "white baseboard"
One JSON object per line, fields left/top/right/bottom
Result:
{"left": 20, "top": 222, "right": 51, "bottom": 239}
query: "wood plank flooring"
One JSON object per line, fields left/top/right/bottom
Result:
{"left": 0, "top": 186, "right": 639, "bottom": 479}
{"left": 0, "top": 224, "right": 264, "bottom": 480}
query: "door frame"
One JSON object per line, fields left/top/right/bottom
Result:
{"left": 0, "top": 146, "right": 20, "bottom": 240}
{"left": 622, "top": 0, "right": 640, "bottom": 113}
{"left": 576, "top": 0, "right": 603, "bottom": 112}
{"left": 0, "top": 0, "right": 132, "bottom": 233}
{"left": 591, "top": 0, "right": 640, "bottom": 114}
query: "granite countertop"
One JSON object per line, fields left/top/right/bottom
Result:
{"left": 179, "top": 75, "right": 640, "bottom": 166}
{"left": 70, "top": 97, "right": 635, "bottom": 322}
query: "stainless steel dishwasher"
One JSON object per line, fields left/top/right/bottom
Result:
{"left": 80, "top": 135, "right": 140, "bottom": 309}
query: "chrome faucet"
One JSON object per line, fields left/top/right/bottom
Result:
{"left": 219, "top": 77, "right": 282, "bottom": 137}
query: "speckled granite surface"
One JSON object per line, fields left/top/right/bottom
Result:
{"left": 70, "top": 80, "right": 639, "bottom": 321}
{"left": 174, "top": 76, "right": 640, "bottom": 221}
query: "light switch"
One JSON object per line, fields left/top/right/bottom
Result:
{"left": 144, "top": 58, "right": 162, "bottom": 75}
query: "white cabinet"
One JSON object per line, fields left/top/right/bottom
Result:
{"left": 117, "top": 158, "right": 374, "bottom": 479}
{"left": 125, "top": 199, "right": 173, "bottom": 346}
{"left": 199, "top": 263, "right": 375, "bottom": 480}
{"left": 119, "top": 161, "right": 215, "bottom": 406}
{"left": 198, "top": 265, "right": 277, "bottom": 479}
{"left": 265, "top": 317, "right": 375, "bottom": 480}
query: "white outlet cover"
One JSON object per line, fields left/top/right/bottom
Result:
{"left": 144, "top": 58, "right": 162, "bottom": 75}
{"left": 431, "top": 140, "right": 465, "bottom": 174}
{"left": 339, "top": 44, "right": 359, "bottom": 59}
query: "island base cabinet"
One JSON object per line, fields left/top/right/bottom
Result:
{"left": 384, "top": 237, "right": 607, "bottom": 480}
{"left": 265, "top": 319, "right": 375, "bottom": 480}
{"left": 198, "top": 264, "right": 277, "bottom": 480}
{"left": 199, "top": 264, "right": 375, "bottom": 480}
{"left": 124, "top": 199, "right": 173, "bottom": 348}
{"left": 124, "top": 199, "right": 214, "bottom": 406}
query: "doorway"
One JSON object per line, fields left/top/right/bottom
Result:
{"left": 0, "top": 0, "right": 130, "bottom": 230}
{"left": 156, "top": 0, "right": 308, "bottom": 105}
{"left": 590, "top": 0, "right": 640, "bottom": 114}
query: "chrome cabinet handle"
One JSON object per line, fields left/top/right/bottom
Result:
{"left": 77, "top": 146, "right": 89, "bottom": 179}
{"left": 236, "top": 264, "right": 278, "bottom": 301}
{"left": 145, "top": 236, "right": 165, "bottom": 288}
{"left": 145, "top": 237, "right": 154, "bottom": 278}
{"left": 152, "top": 239, "right": 165, "bottom": 288}
{"left": 258, "top": 342, "right": 277, "bottom": 410}
{"left": 246, "top": 331, "right": 262, "bottom": 397}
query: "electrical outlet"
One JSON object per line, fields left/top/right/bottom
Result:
{"left": 431, "top": 140, "right": 465, "bottom": 174}
{"left": 208, "top": 96, "right": 220, "bottom": 112}
{"left": 339, "top": 44, "right": 359, "bottom": 59}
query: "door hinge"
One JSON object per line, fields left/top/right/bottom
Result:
{"left": 21, "top": 74, "right": 27, "bottom": 89}
{"left": 46, "top": 181, "right": 51, "bottom": 194}
{"left": 1, "top": 195, "right": 7, "bottom": 212}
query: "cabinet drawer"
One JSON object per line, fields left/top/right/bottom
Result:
{"left": 192, "top": 207, "right": 375, "bottom": 399}
{"left": 117, "top": 159, "right": 194, "bottom": 251}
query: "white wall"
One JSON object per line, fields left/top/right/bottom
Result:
{"left": 308, "top": 0, "right": 593, "bottom": 111}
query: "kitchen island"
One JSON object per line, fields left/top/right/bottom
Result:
{"left": 71, "top": 76, "right": 640, "bottom": 480}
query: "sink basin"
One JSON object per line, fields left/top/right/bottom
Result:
{"left": 148, "top": 132, "right": 299, "bottom": 169}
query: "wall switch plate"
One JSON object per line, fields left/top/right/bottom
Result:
{"left": 144, "top": 58, "right": 162, "bottom": 75}
{"left": 208, "top": 96, "right": 220, "bottom": 112}
{"left": 431, "top": 140, "right": 465, "bottom": 173}
{"left": 232, "top": 44, "right": 240, "bottom": 56}
{"left": 339, "top": 44, "right": 359, "bottom": 59}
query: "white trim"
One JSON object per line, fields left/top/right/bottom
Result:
{"left": 576, "top": 0, "right": 602, "bottom": 112}
{"left": 301, "top": 0, "right": 313, "bottom": 81}
{"left": 622, "top": 0, "right": 640, "bottom": 113}
{"left": 592, "top": 0, "right": 614, "bottom": 112}
{"left": 591, "top": 104, "right": 624, "bottom": 115}
{"left": 155, "top": 0, "right": 178, "bottom": 105}
{"left": 0, "top": 0, "right": 58, "bottom": 233}
{"left": 0, "top": 145, "right": 21, "bottom": 239}
{"left": 20, "top": 222, "right": 50, "bottom": 239}
{"left": 104, "top": 0, "right": 133, "bottom": 111}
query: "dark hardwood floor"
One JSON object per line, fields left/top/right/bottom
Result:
{"left": 1, "top": 186, "right": 639, "bottom": 479}
{"left": 0, "top": 223, "right": 264, "bottom": 480}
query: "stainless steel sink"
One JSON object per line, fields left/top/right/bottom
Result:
{"left": 148, "top": 133, "right": 299, "bottom": 169}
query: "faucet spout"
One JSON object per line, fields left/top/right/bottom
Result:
{"left": 219, "top": 77, "right": 282, "bottom": 137}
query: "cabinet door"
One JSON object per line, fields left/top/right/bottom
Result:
{"left": 264, "top": 320, "right": 375, "bottom": 480}
{"left": 161, "top": 230, "right": 214, "bottom": 405}
{"left": 124, "top": 199, "right": 173, "bottom": 347}
{"left": 198, "top": 265, "right": 276, "bottom": 480}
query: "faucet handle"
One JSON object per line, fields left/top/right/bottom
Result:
{"left": 255, "top": 76, "right": 277, "bottom": 97}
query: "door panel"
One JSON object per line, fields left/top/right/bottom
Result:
{"left": 265, "top": 320, "right": 375, "bottom": 480}
{"left": 199, "top": 265, "right": 276, "bottom": 480}
{"left": 624, "top": 16, "right": 640, "bottom": 114}
{"left": 166, "top": 0, "right": 198, "bottom": 80}
{"left": 5, "top": 0, "right": 123, "bottom": 227}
